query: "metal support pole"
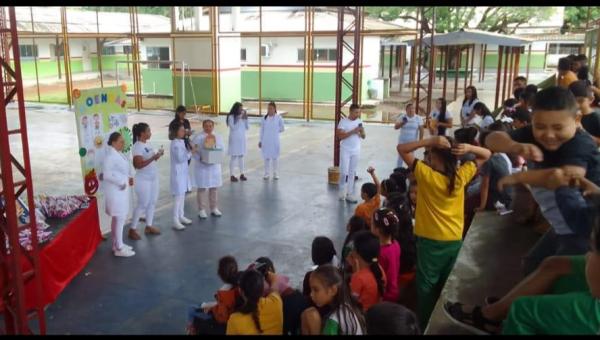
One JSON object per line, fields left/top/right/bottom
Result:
{"left": 469, "top": 44, "right": 475, "bottom": 86}
{"left": 464, "top": 45, "right": 469, "bottom": 91}
{"left": 507, "top": 46, "right": 515, "bottom": 99}
{"left": 443, "top": 45, "right": 449, "bottom": 98}
{"left": 501, "top": 45, "right": 509, "bottom": 103}
{"left": 526, "top": 44, "right": 532, "bottom": 81}
{"left": 454, "top": 46, "right": 460, "bottom": 101}
{"left": 482, "top": 44, "right": 487, "bottom": 81}
{"left": 494, "top": 46, "right": 503, "bottom": 110}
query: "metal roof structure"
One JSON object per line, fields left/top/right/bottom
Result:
{"left": 406, "top": 29, "right": 533, "bottom": 47}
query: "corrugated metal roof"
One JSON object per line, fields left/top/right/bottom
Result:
{"left": 406, "top": 29, "right": 532, "bottom": 47}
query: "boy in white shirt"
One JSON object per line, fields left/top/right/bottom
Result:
{"left": 337, "top": 104, "right": 366, "bottom": 203}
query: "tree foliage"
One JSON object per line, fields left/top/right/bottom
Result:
{"left": 365, "top": 7, "right": 554, "bottom": 34}
{"left": 80, "top": 7, "right": 172, "bottom": 17}
{"left": 564, "top": 7, "right": 600, "bottom": 29}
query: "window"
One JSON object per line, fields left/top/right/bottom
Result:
{"left": 260, "top": 44, "right": 270, "bottom": 58}
{"left": 241, "top": 48, "right": 247, "bottom": 61}
{"left": 146, "top": 47, "right": 170, "bottom": 69}
{"left": 297, "top": 48, "right": 337, "bottom": 61}
{"left": 123, "top": 46, "right": 132, "bottom": 54}
{"left": 549, "top": 43, "right": 582, "bottom": 55}
{"left": 102, "top": 46, "right": 116, "bottom": 55}
{"left": 19, "top": 45, "right": 38, "bottom": 58}
{"left": 49, "top": 44, "right": 64, "bottom": 57}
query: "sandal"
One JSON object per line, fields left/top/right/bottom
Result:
{"left": 443, "top": 301, "right": 501, "bottom": 335}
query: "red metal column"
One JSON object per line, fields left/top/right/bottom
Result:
{"left": 0, "top": 6, "right": 46, "bottom": 335}
{"left": 415, "top": 7, "right": 435, "bottom": 115}
{"left": 333, "top": 6, "right": 362, "bottom": 167}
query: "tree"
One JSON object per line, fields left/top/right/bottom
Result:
{"left": 564, "top": 7, "right": 600, "bottom": 30}
{"left": 79, "top": 7, "right": 171, "bottom": 17}
{"left": 365, "top": 7, "right": 553, "bottom": 34}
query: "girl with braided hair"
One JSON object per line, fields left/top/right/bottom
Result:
{"left": 347, "top": 230, "right": 387, "bottom": 312}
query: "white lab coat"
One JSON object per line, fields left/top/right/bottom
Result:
{"left": 102, "top": 146, "right": 134, "bottom": 217}
{"left": 260, "top": 114, "right": 285, "bottom": 159}
{"left": 227, "top": 115, "right": 249, "bottom": 156}
{"left": 170, "top": 139, "right": 191, "bottom": 196}
{"left": 191, "top": 133, "right": 224, "bottom": 189}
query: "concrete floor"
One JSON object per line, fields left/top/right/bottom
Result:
{"left": 8, "top": 103, "right": 404, "bottom": 334}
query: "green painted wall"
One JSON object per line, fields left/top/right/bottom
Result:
{"left": 220, "top": 72, "right": 241, "bottom": 112}
{"left": 173, "top": 74, "right": 213, "bottom": 109}
{"left": 17, "top": 55, "right": 131, "bottom": 80}
{"left": 142, "top": 69, "right": 173, "bottom": 96}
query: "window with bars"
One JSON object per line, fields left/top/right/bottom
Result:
{"left": 19, "top": 45, "right": 38, "bottom": 58}
{"left": 146, "top": 47, "right": 170, "bottom": 69}
{"left": 102, "top": 46, "right": 116, "bottom": 55}
{"left": 241, "top": 48, "right": 247, "bottom": 61}
{"left": 297, "top": 48, "right": 337, "bottom": 61}
{"left": 548, "top": 43, "right": 582, "bottom": 55}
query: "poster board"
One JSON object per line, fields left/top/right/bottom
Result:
{"left": 73, "top": 85, "right": 131, "bottom": 234}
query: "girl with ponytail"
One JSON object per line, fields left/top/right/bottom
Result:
{"left": 372, "top": 208, "right": 402, "bottom": 303}
{"left": 129, "top": 122, "right": 164, "bottom": 240}
{"left": 396, "top": 135, "right": 491, "bottom": 329}
{"left": 226, "top": 269, "right": 284, "bottom": 335}
{"left": 347, "top": 230, "right": 386, "bottom": 312}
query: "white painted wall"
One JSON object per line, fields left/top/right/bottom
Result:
{"left": 173, "top": 38, "right": 212, "bottom": 69}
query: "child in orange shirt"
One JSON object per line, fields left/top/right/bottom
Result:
{"left": 347, "top": 230, "right": 387, "bottom": 312}
{"left": 355, "top": 167, "right": 381, "bottom": 227}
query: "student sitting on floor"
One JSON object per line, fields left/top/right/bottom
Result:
{"left": 300, "top": 264, "right": 366, "bottom": 335}
{"left": 444, "top": 172, "right": 600, "bottom": 335}
{"left": 371, "top": 208, "right": 401, "bottom": 303}
{"left": 187, "top": 256, "right": 240, "bottom": 335}
{"left": 366, "top": 302, "right": 421, "bottom": 335}
{"left": 340, "top": 216, "right": 370, "bottom": 277}
{"left": 485, "top": 86, "right": 600, "bottom": 276}
{"left": 303, "top": 236, "right": 339, "bottom": 298}
{"left": 226, "top": 269, "right": 283, "bottom": 335}
{"left": 569, "top": 80, "right": 600, "bottom": 146}
{"left": 347, "top": 230, "right": 387, "bottom": 312}
{"left": 354, "top": 167, "right": 381, "bottom": 227}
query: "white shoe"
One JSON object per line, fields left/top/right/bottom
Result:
{"left": 211, "top": 209, "right": 222, "bottom": 217}
{"left": 114, "top": 247, "right": 135, "bottom": 257}
{"left": 273, "top": 174, "right": 279, "bottom": 180}
{"left": 197, "top": 210, "right": 208, "bottom": 219}
{"left": 339, "top": 191, "right": 347, "bottom": 201}
{"left": 180, "top": 216, "right": 192, "bottom": 225}
{"left": 263, "top": 175, "right": 269, "bottom": 180}
{"left": 123, "top": 244, "right": 133, "bottom": 251}
{"left": 345, "top": 195, "right": 358, "bottom": 204}
{"left": 173, "top": 221, "right": 186, "bottom": 230}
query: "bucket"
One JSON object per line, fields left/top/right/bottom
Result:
{"left": 328, "top": 166, "right": 340, "bottom": 185}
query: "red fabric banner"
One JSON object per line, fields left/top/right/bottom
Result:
{"left": 22, "top": 197, "right": 102, "bottom": 310}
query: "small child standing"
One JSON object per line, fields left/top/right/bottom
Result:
{"left": 187, "top": 256, "right": 240, "bottom": 335}
{"left": 191, "top": 119, "right": 224, "bottom": 218}
{"left": 169, "top": 121, "right": 194, "bottom": 231}
{"left": 354, "top": 167, "right": 381, "bottom": 227}
{"left": 259, "top": 102, "right": 285, "bottom": 180}
{"left": 371, "top": 208, "right": 401, "bottom": 303}
{"left": 348, "top": 230, "right": 387, "bottom": 312}
{"left": 300, "top": 264, "right": 366, "bottom": 335}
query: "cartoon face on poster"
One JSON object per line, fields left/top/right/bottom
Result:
{"left": 73, "top": 85, "right": 131, "bottom": 196}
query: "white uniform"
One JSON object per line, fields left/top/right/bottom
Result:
{"left": 191, "top": 133, "right": 224, "bottom": 189}
{"left": 102, "top": 146, "right": 134, "bottom": 252}
{"left": 131, "top": 141, "right": 160, "bottom": 229}
{"left": 170, "top": 138, "right": 191, "bottom": 224}
{"left": 478, "top": 115, "right": 495, "bottom": 129}
{"left": 337, "top": 117, "right": 362, "bottom": 197}
{"left": 461, "top": 98, "right": 480, "bottom": 126}
{"left": 227, "top": 115, "right": 249, "bottom": 176}
{"left": 260, "top": 114, "right": 285, "bottom": 177}
{"left": 397, "top": 114, "right": 423, "bottom": 168}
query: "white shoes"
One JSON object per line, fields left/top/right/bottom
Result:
{"left": 180, "top": 216, "right": 192, "bottom": 225}
{"left": 345, "top": 195, "right": 358, "bottom": 204}
{"left": 114, "top": 247, "right": 135, "bottom": 257}
{"left": 273, "top": 173, "right": 279, "bottom": 180}
{"left": 211, "top": 209, "right": 222, "bottom": 217}
{"left": 339, "top": 191, "right": 347, "bottom": 201}
{"left": 173, "top": 220, "right": 186, "bottom": 230}
{"left": 263, "top": 175, "right": 269, "bottom": 180}
{"left": 198, "top": 210, "right": 208, "bottom": 219}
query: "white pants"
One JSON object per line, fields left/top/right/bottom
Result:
{"left": 111, "top": 215, "right": 126, "bottom": 251}
{"left": 339, "top": 150, "right": 359, "bottom": 196}
{"left": 197, "top": 188, "right": 218, "bottom": 211}
{"left": 229, "top": 155, "right": 245, "bottom": 176}
{"left": 131, "top": 177, "right": 159, "bottom": 229}
{"left": 173, "top": 195, "right": 186, "bottom": 222}
{"left": 264, "top": 158, "right": 279, "bottom": 176}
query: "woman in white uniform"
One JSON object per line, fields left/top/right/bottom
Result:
{"left": 337, "top": 103, "right": 365, "bottom": 203}
{"left": 395, "top": 102, "right": 424, "bottom": 168}
{"left": 103, "top": 132, "right": 135, "bottom": 257}
{"left": 191, "top": 119, "right": 224, "bottom": 218}
{"left": 226, "top": 102, "right": 249, "bottom": 182}
{"left": 259, "top": 102, "right": 285, "bottom": 180}
{"left": 460, "top": 86, "right": 480, "bottom": 127}
{"left": 170, "top": 121, "right": 194, "bottom": 231}
{"left": 129, "top": 122, "right": 164, "bottom": 240}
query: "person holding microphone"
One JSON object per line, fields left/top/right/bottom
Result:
{"left": 337, "top": 103, "right": 365, "bottom": 203}
{"left": 395, "top": 102, "right": 424, "bottom": 168}
{"left": 129, "top": 123, "right": 164, "bottom": 240}
{"left": 103, "top": 132, "right": 135, "bottom": 257}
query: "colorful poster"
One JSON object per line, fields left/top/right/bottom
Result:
{"left": 73, "top": 85, "right": 131, "bottom": 196}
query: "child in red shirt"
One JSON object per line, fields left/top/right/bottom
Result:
{"left": 347, "top": 230, "right": 387, "bottom": 311}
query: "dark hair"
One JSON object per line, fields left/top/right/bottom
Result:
{"left": 366, "top": 302, "right": 420, "bottom": 335}
{"left": 574, "top": 54, "right": 588, "bottom": 63}
{"left": 312, "top": 236, "right": 337, "bottom": 266}
{"left": 175, "top": 105, "right": 186, "bottom": 116}
{"left": 349, "top": 103, "right": 360, "bottom": 112}
{"left": 519, "top": 90, "right": 535, "bottom": 106}
{"left": 479, "top": 121, "right": 509, "bottom": 146}
{"left": 453, "top": 126, "right": 478, "bottom": 145}
{"left": 227, "top": 102, "right": 243, "bottom": 127}
{"left": 503, "top": 98, "right": 518, "bottom": 108}
{"left": 342, "top": 216, "right": 369, "bottom": 259}
{"left": 238, "top": 270, "right": 265, "bottom": 334}
{"left": 437, "top": 97, "right": 447, "bottom": 123}
{"left": 107, "top": 132, "right": 121, "bottom": 146}
{"left": 513, "top": 107, "right": 532, "bottom": 124}
{"left": 462, "top": 86, "right": 478, "bottom": 106}
{"left": 263, "top": 101, "right": 277, "bottom": 120}
{"left": 405, "top": 102, "right": 413, "bottom": 110}
{"left": 218, "top": 256, "right": 239, "bottom": 286}
{"left": 169, "top": 120, "right": 184, "bottom": 140}
{"left": 381, "top": 179, "right": 399, "bottom": 197}
{"left": 361, "top": 183, "right": 377, "bottom": 200}
{"left": 525, "top": 84, "right": 538, "bottom": 94}
{"left": 353, "top": 231, "right": 385, "bottom": 297}
{"left": 311, "top": 265, "right": 366, "bottom": 334}
{"left": 569, "top": 80, "right": 593, "bottom": 98}
{"left": 431, "top": 136, "right": 459, "bottom": 195}
{"left": 472, "top": 102, "right": 492, "bottom": 118}
{"left": 372, "top": 208, "right": 400, "bottom": 238}
{"left": 558, "top": 57, "right": 572, "bottom": 72}
{"left": 532, "top": 86, "right": 578, "bottom": 116}
{"left": 390, "top": 169, "right": 410, "bottom": 193}
{"left": 254, "top": 257, "right": 275, "bottom": 276}
{"left": 381, "top": 192, "right": 416, "bottom": 273}
{"left": 513, "top": 76, "right": 527, "bottom": 83}
{"left": 513, "top": 87, "right": 524, "bottom": 101}
{"left": 132, "top": 122, "right": 149, "bottom": 144}
{"left": 577, "top": 65, "right": 590, "bottom": 82}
